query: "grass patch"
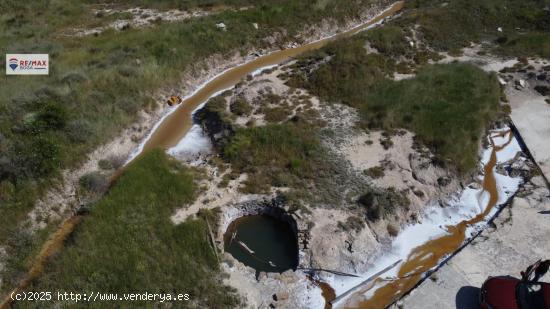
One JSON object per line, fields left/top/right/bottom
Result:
{"left": 288, "top": 36, "right": 395, "bottom": 107}
{"left": 495, "top": 32, "right": 550, "bottom": 59}
{"left": 222, "top": 122, "right": 324, "bottom": 193}
{"left": 362, "top": 63, "right": 500, "bottom": 172}
{"left": 365, "top": 25, "right": 412, "bottom": 57}
{"left": 337, "top": 216, "right": 365, "bottom": 233}
{"left": 401, "top": 0, "right": 550, "bottom": 55}
{"left": 262, "top": 106, "right": 291, "bottom": 123}
{"left": 17, "top": 150, "right": 239, "bottom": 307}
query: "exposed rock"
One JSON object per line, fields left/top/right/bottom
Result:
{"left": 534, "top": 85, "right": 550, "bottom": 96}
{"left": 515, "top": 79, "right": 526, "bottom": 89}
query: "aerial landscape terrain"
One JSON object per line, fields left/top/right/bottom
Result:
{"left": 0, "top": 0, "right": 549, "bottom": 308}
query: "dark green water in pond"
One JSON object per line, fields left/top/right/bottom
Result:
{"left": 224, "top": 215, "right": 298, "bottom": 274}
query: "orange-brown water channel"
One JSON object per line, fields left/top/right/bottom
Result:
{"left": 342, "top": 131, "right": 513, "bottom": 309}
{"left": 139, "top": 1, "right": 404, "bottom": 155}
{"left": 0, "top": 3, "right": 404, "bottom": 308}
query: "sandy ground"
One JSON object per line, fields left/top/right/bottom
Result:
{"left": 438, "top": 45, "right": 519, "bottom": 73}
{"left": 394, "top": 176, "right": 550, "bottom": 309}
{"left": 339, "top": 130, "right": 460, "bottom": 207}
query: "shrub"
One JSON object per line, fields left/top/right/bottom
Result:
{"left": 358, "top": 188, "right": 410, "bottom": 222}
{"left": 79, "top": 171, "right": 109, "bottom": 194}
{"left": 534, "top": 85, "right": 550, "bottom": 96}
{"left": 364, "top": 166, "right": 385, "bottom": 179}
{"left": 66, "top": 119, "right": 94, "bottom": 143}
{"left": 366, "top": 25, "right": 411, "bottom": 57}
{"left": 16, "top": 135, "right": 62, "bottom": 178}
{"left": 338, "top": 216, "right": 365, "bottom": 232}
{"left": 32, "top": 102, "right": 69, "bottom": 132}
{"left": 0, "top": 180, "right": 15, "bottom": 202}
{"left": 387, "top": 223, "right": 399, "bottom": 237}
{"left": 98, "top": 155, "right": 126, "bottom": 170}
{"left": 230, "top": 97, "right": 253, "bottom": 116}
{"left": 61, "top": 72, "right": 88, "bottom": 85}
{"left": 263, "top": 107, "right": 290, "bottom": 123}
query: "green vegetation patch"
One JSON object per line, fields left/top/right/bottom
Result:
{"left": 358, "top": 187, "right": 410, "bottom": 222}
{"left": 288, "top": 37, "right": 395, "bottom": 107}
{"left": 495, "top": 32, "right": 550, "bottom": 59}
{"left": 365, "top": 25, "right": 412, "bottom": 57}
{"left": 20, "top": 150, "right": 239, "bottom": 308}
{"left": 402, "top": 0, "right": 550, "bottom": 57}
{"left": 362, "top": 63, "right": 500, "bottom": 172}
{"left": 292, "top": 33, "right": 501, "bottom": 173}
{"left": 229, "top": 97, "right": 253, "bottom": 116}
{"left": 222, "top": 123, "right": 324, "bottom": 193}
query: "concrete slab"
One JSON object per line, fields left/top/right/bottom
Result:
{"left": 395, "top": 177, "right": 550, "bottom": 308}
{"left": 508, "top": 84, "right": 550, "bottom": 182}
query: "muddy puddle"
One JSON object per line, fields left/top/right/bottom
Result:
{"left": 342, "top": 131, "right": 513, "bottom": 308}
{"left": 224, "top": 215, "right": 298, "bottom": 274}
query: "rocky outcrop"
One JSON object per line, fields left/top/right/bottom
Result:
{"left": 195, "top": 97, "right": 235, "bottom": 148}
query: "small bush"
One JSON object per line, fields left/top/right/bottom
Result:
{"left": 230, "top": 97, "right": 253, "bottom": 116}
{"left": 534, "top": 85, "right": 550, "bottom": 96}
{"left": 66, "top": 119, "right": 94, "bottom": 144}
{"left": 364, "top": 166, "right": 385, "bottom": 179}
{"left": 338, "top": 216, "right": 365, "bottom": 232}
{"left": 98, "top": 155, "right": 126, "bottom": 170}
{"left": 16, "top": 135, "right": 62, "bottom": 178}
{"left": 32, "top": 102, "right": 69, "bottom": 132}
{"left": 358, "top": 188, "right": 410, "bottom": 222}
{"left": 387, "top": 223, "right": 399, "bottom": 237}
{"left": 61, "top": 72, "right": 88, "bottom": 85}
{"left": 79, "top": 172, "right": 109, "bottom": 194}
{"left": 263, "top": 107, "right": 290, "bottom": 123}
{"left": 366, "top": 25, "right": 411, "bottom": 57}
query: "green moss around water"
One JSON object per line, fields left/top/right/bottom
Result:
{"left": 15, "top": 150, "right": 239, "bottom": 308}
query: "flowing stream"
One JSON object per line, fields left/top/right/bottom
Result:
{"left": 343, "top": 131, "right": 514, "bottom": 308}
{"left": 133, "top": 1, "right": 405, "bottom": 158}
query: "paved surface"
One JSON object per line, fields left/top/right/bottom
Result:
{"left": 394, "top": 176, "right": 550, "bottom": 308}
{"left": 507, "top": 71, "right": 550, "bottom": 183}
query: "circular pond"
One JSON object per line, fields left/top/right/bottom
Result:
{"left": 224, "top": 215, "right": 298, "bottom": 274}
